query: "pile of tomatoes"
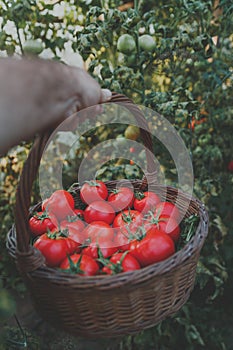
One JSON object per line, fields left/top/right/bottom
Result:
{"left": 29, "top": 181, "right": 183, "bottom": 277}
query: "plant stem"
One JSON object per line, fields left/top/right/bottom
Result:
{"left": 14, "top": 19, "right": 24, "bottom": 55}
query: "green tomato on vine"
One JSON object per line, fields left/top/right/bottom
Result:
{"left": 23, "top": 39, "right": 44, "bottom": 55}
{"left": 138, "top": 34, "right": 156, "bottom": 52}
{"left": 117, "top": 34, "right": 136, "bottom": 54}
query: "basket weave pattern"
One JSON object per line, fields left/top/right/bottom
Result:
{"left": 7, "top": 93, "right": 208, "bottom": 338}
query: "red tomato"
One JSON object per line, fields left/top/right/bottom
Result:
{"left": 60, "top": 215, "right": 85, "bottom": 232}
{"left": 42, "top": 190, "right": 75, "bottom": 221}
{"left": 65, "top": 234, "right": 82, "bottom": 254}
{"left": 228, "top": 160, "right": 233, "bottom": 173}
{"left": 133, "top": 191, "right": 160, "bottom": 214}
{"left": 82, "top": 239, "right": 118, "bottom": 259}
{"left": 129, "top": 227, "right": 175, "bottom": 267}
{"left": 80, "top": 180, "right": 108, "bottom": 205}
{"left": 60, "top": 253, "right": 99, "bottom": 276}
{"left": 114, "top": 229, "right": 131, "bottom": 251}
{"left": 102, "top": 252, "right": 141, "bottom": 275}
{"left": 156, "top": 216, "right": 180, "bottom": 243}
{"left": 83, "top": 221, "right": 114, "bottom": 242}
{"left": 34, "top": 231, "right": 77, "bottom": 267}
{"left": 29, "top": 211, "right": 56, "bottom": 236}
{"left": 84, "top": 201, "right": 115, "bottom": 224}
{"left": 112, "top": 209, "right": 143, "bottom": 232}
{"left": 72, "top": 209, "right": 85, "bottom": 220}
{"left": 113, "top": 225, "right": 140, "bottom": 251}
{"left": 60, "top": 221, "right": 86, "bottom": 244}
{"left": 154, "top": 201, "right": 180, "bottom": 221}
{"left": 144, "top": 214, "right": 180, "bottom": 243}
{"left": 108, "top": 187, "right": 134, "bottom": 211}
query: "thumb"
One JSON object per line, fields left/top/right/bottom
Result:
{"left": 100, "top": 89, "right": 112, "bottom": 102}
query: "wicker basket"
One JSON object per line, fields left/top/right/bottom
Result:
{"left": 7, "top": 93, "right": 208, "bottom": 338}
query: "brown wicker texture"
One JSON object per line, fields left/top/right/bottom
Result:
{"left": 7, "top": 93, "right": 209, "bottom": 338}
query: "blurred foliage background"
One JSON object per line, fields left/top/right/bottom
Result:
{"left": 0, "top": 0, "right": 233, "bottom": 348}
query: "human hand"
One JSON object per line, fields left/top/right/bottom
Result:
{"left": 0, "top": 58, "right": 112, "bottom": 154}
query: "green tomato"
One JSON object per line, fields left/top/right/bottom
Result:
{"left": 124, "top": 125, "right": 140, "bottom": 140}
{"left": 23, "top": 39, "right": 44, "bottom": 55}
{"left": 139, "top": 34, "right": 156, "bottom": 52}
{"left": 117, "top": 34, "right": 136, "bottom": 54}
{"left": 126, "top": 54, "right": 137, "bottom": 66}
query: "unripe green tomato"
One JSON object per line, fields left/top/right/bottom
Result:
{"left": 138, "top": 34, "right": 156, "bottom": 52}
{"left": 117, "top": 34, "right": 136, "bottom": 54}
{"left": 23, "top": 39, "right": 44, "bottom": 55}
{"left": 124, "top": 125, "right": 140, "bottom": 140}
{"left": 126, "top": 54, "right": 136, "bottom": 66}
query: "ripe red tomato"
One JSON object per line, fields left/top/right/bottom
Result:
{"left": 129, "top": 227, "right": 175, "bottom": 267}
{"left": 83, "top": 221, "right": 114, "bottom": 242}
{"left": 156, "top": 216, "right": 180, "bottom": 243}
{"left": 82, "top": 239, "right": 118, "bottom": 259}
{"left": 108, "top": 187, "right": 134, "bottom": 211}
{"left": 102, "top": 252, "right": 141, "bottom": 275}
{"left": 60, "top": 253, "right": 99, "bottom": 276}
{"left": 228, "top": 160, "right": 233, "bottom": 172}
{"left": 60, "top": 221, "right": 86, "bottom": 244}
{"left": 133, "top": 191, "right": 160, "bottom": 213}
{"left": 42, "top": 190, "right": 75, "bottom": 221}
{"left": 72, "top": 209, "right": 84, "bottom": 220}
{"left": 112, "top": 209, "right": 143, "bottom": 232}
{"left": 60, "top": 214, "right": 85, "bottom": 231}
{"left": 154, "top": 201, "right": 180, "bottom": 221}
{"left": 84, "top": 201, "right": 115, "bottom": 224}
{"left": 80, "top": 180, "right": 108, "bottom": 205}
{"left": 113, "top": 229, "right": 131, "bottom": 251}
{"left": 145, "top": 215, "right": 180, "bottom": 243}
{"left": 34, "top": 231, "right": 77, "bottom": 267}
{"left": 29, "top": 211, "right": 56, "bottom": 236}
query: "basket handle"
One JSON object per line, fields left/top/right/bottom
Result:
{"left": 14, "top": 92, "right": 157, "bottom": 254}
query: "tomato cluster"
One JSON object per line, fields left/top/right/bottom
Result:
{"left": 30, "top": 181, "right": 183, "bottom": 277}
